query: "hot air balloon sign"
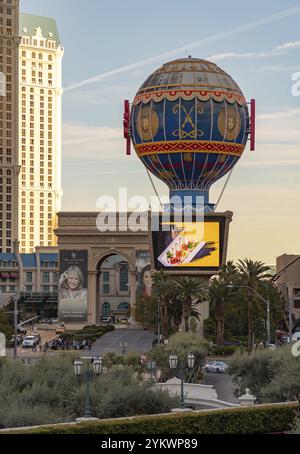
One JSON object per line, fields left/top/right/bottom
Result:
{"left": 124, "top": 57, "right": 255, "bottom": 211}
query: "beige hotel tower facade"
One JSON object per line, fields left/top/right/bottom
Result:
{"left": 0, "top": 1, "right": 63, "bottom": 253}
{"left": 19, "top": 13, "right": 63, "bottom": 253}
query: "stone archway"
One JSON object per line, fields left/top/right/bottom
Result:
{"left": 87, "top": 249, "right": 137, "bottom": 325}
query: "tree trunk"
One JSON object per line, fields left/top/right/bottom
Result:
{"left": 248, "top": 295, "right": 253, "bottom": 353}
{"left": 184, "top": 317, "right": 189, "bottom": 332}
{"left": 182, "top": 297, "right": 191, "bottom": 332}
{"left": 221, "top": 320, "right": 224, "bottom": 345}
{"left": 216, "top": 319, "right": 223, "bottom": 346}
{"left": 173, "top": 316, "right": 181, "bottom": 332}
{"left": 161, "top": 300, "right": 169, "bottom": 338}
{"left": 215, "top": 303, "right": 225, "bottom": 346}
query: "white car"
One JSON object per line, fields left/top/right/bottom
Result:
{"left": 204, "top": 361, "right": 228, "bottom": 373}
{"left": 22, "top": 336, "right": 38, "bottom": 348}
{"left": 292, "top": 332, "right": 300, "bottom": 342}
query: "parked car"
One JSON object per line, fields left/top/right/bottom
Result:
{"left": 119, "top": 318, "right": 129, "bottom": 325}
{"left": 32, "top": 333, "right": 41, "bottom": 343}
{"left": 223, "top": 340, "right": 242, "bottom": 346}
{"left": 100, "top": 316, "right": 114, "bottom": 324}
{"left": 152, "top": 336, "right": 165, "bottom": 347}
{"left": 22, "top": 336, "right": 38, "bottom": 348}
{"left": 292, "top": 332, "right": 300, "bottom": 342}
{"left": 38, "top": 319, "right": 51, "bottom": 324}
{"left": 204, "top": 361, "right": 228, "bottom": 373}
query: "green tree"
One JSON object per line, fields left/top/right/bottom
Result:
{"left": 149, "top": 332, "right": 208, "bottom": 383}
{"left": 237, "top": 259, "right": 271, "bottom": 352}
{"left": 209, "top": 261, "right": 237, "bottom": 346}
{"left": 0, "top": 309, "right": 14, "bottom": 341}
{"left": 152, "top": 271, "right": 174, "bottom": 338}
{"left": 173, "top": 277, "right": 208, "bottom": 332}
{"left": 135, "top": 294, "right": 158, "bottom": 332}
{"left": 168, "top": 295, "right": 201, "bottom": 333}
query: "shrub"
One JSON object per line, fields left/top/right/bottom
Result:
{"left": 2, "top": 403, "right": 298, "bottom": 434}
{"left": 228, "top": 345, "right": 300, "bottom": 402}
{"left": 209, "top": 346, "right": 245, "bottom": 356}
{"left": 0, "top": 356, "right": 176, "bottom": 428}
{"left": 150, "top": 332, "right": 208, "bottom": 382}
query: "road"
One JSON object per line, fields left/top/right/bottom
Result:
{"left": 203, "top": 371, "right": 239, "bottom": 404}
{"left": 88, "top": 327, "right": 156, "bottom": 357}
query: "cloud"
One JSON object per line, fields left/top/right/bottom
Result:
{"left": 257, "top": 108, "right": 300, "bottom": 120}
{"left": 208, "top": 39, "right": 300, "bottom": 62}
{"left": 66, "top": 84, "right": 137, "bottom": 106}
{"left": 252, "top": 64, "right": 300, "bottom": 74}
{"left": 62, "top": 123, "right": 124, "bottom": 159}
{"left": 64, "top": 5, "right": 300, "bottom": 92}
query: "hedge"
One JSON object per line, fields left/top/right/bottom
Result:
{"left": 60, "top": 325, "right": 114, "bottom": 342}
{"left": 1, "top": 403, "right": 298, "bottom": 434}
{"left": 209, "top": 346, "right": 244, "bottom": 356}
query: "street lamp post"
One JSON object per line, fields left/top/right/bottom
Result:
{"left": 146, "top": 360, "right": 156, "bottom": 379}
{"left": 120, "top": 341, "right": 128, "bottom": 355}
{"left": 169, "top": 353, "right": 195, "bottom": 409}
{"left": 6, "top": 291, "right": 24, "bottom": 359}
{"left": 227, "top": 285, "right": 271, "bottom": 347}
{"left": 157, "top": 299, "right": 161, "bottom": 345}
{"left": 74, "top": 357, "right": 102, "bottom": 420}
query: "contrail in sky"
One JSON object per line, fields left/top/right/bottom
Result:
{"left": 65, "top": 5, "right": 300, "bottom": 92}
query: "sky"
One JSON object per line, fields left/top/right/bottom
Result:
{"left": 20, "top": 0, "right": 300, "bottom": 264}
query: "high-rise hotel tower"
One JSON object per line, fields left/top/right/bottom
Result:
{"left": 0, "top": 0, "right": 21, "bottom": 253}
{"left": 19, "top": 13, "right": 63, "bottom": 253}
{"left": 0, "top": 1, "right": 63, "bottom": 253}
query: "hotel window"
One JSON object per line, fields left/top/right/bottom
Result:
{"left": 103, "top": 283, "right": 110, "bottom": 295}
{"left": 119, "top": 266, "right": 129, "bottom": 292}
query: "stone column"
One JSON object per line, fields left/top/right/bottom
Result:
{"left": 129, "top": 271, "right": 137, "bottom": 324}
{"left": 88, "top": 271, "right": 98, "bottom": 325}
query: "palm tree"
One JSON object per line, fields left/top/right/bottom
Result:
{"left": 173, "top": 277, "right": 208, "bottom": 332}
{"left": 237, "top": 259, "right": 271, "bottom": 353}
{"left": 209, "top": 261, "right": 238, "bottom": 346}
{"left": 169, "top": 296, "right": 201, "bottom": 332}
{"left": 152, "top": 271, "right": 174, "bottom": 338}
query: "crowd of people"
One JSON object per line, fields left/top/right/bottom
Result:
{"left": 31, "top": 338, "right": 93, "bottom": 353}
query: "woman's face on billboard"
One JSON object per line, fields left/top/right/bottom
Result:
{"left": 143, "top": 270, "right": 152, "bottom": 288}
{"left": 67, "top": 272, "right": 80, "bottom": 290}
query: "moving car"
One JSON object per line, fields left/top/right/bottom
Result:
{"left": 55, "top": 325, "right": 65, "bottom": 335}
{"left": 16, "top": 325, "right": 27, "bottom": 335}
{"left": 204, "top": 361, "right": 228, "bottom": 373}
{"left": 22, "top": 336, "right": 38, "bottom": 348}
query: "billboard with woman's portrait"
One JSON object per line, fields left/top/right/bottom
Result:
{"left": 58, "top": 250, "right": 88, "bottom": 322}
{"left": 136, "top": 251, "right": 152, "bottom": 297}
